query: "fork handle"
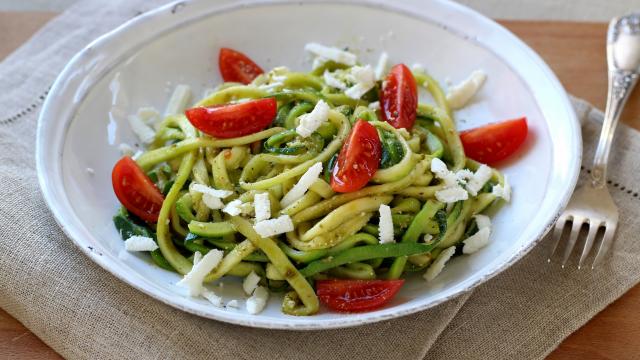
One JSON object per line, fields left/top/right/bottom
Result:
{"left": 592, "top": 16, "right": 640, "bottom": 188}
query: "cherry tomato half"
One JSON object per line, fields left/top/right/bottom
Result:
{"left": 330, "top": 119, "right": 381, "bottom": 193}
{"left": 218, "top": 48, "right": 264, "bottom": 84}
{"left": 185, "top": 98, "right": 277, "bottom": 139}
{"left": 380, "top": 64, "right": 418, "bottom": 129}
{"left": 460, "top": 117, "right": 528, "bottom": 165}
{"left": 316, "top": 279, "right": 405, "bottom": 313}
{"left": 112, "top": 156, "right": 164, "bottom": 223}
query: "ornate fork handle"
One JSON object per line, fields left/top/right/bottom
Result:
{"left": 592, "top": 15, "right": 640, "bottom": 188}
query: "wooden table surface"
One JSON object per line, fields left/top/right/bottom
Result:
{"left": 1, "top": 12, "right": 639, "bottom": 360}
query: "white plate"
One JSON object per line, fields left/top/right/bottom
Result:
{"left": 36, "top": 0, "right": 581, "bottom": 329}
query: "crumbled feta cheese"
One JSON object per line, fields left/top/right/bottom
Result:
{"left": 137, "top": 107, "right": 161, "bottom": 127}
{"left": 455, "top": 169, "right": 474, "bottom": 185}
{"left": 222, "top": 199, "right": 244, "bottom": 216}
{"left": 446, "top": 70, "right": 487, "bottom": 110}
{"left": 474, "top": 214, "right": 491, "bottom": 230}
{"left": 165, "top": 84, "right": 192, "bottom": 116}
{"left": 201, "top": 288, "right": 223, "bottom": 307}
{"left": 492, "top": 176, "right": 511, "bottom": 202}
{"left": 462, "top": 215, "right": 491, "bottom": 254}
{"left": 128, "top": 115, "right": 156, "bottom": 144}
{"left": 226, "top": 299, "right": 240, "bottom": 308}
{"left": 431, "top": 158, "right": 459, "bottom": 183}
{"left": 368, "top": 101, "right": 380, "bottom": 110}
{"left": 423, "top": 234, "right": 434, "bottom": 243}
{"left": 465, "top": 164, "right": 492, "bottom": 196}
{"left": 431, "top": 158, "right": 474, "bottom": 202}
{"left": 176, "top": 249, "right": 224, "bottom": 297}
{"left": 424, "top": 246, "right": 456, "bottom": 281}
{"left": 86, "top": 167, "right": 95, "bottom": 175}
{"left": 435, "top": 186, "right": 469, "bottom": 203}
{"left": 323, "top": 70, "right": 347, "bottom": 90}
{"left": 202, "top": 194, "right": 224, "bottom": 210}
{"left": 254, "top": 192, "right": 271, "bottom": 222}
{"left": 191, "top": 184, "right": 234, "bottom": 210}
{"left": 430, "top": 158, "right": 449, "bottom": 176}
{"left": 118, "top": 143, "right": 135, "bottom": 156}
{"left": 312, "top": 56, "right": 328, "bottom": 70}
{"left": 254, "top": 215, "right": 295, "bottom": 238}
{"left": 374, "top": 52, "right": 389, "bottom": 80}
{"left": 246, "top": 286, "right": 269, "bottom": 315}
{"left": 378, "top": 204, "right": 394, "bottom": 244}
{"left": 280, "top": 162, "right": 323, "bottom": 207}
{"left": 124, "top": 236, "right": 158, "bottom": 252}
{"left": 242, "top": 271, "right": 261, "bottom": 295}
{"left": 193, "top": 251, "right": 203, "bottom": 265}
{"left": 345, "top": 65, "right": 376, "bottom": 99}
{"left": 296, "top": 100, "right": 330, "bottom": 138}
{"left": 462, "top": 226, "right": 491, "bottom": 254}
{"left": 305, "top": 43, "right": 357, "bottom": 66}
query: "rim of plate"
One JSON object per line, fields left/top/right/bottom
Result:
{"left": 36, "top": 0, "right": 582, "bottom": 330}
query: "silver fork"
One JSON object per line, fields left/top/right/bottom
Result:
{"left": 549, "top": 13, "right": 640, "bottom": 269}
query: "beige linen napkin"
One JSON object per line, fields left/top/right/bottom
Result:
{"left": 1, "top": 1, "right": 639, "bottom": 359}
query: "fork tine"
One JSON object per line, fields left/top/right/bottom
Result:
{"left": 577, "top": 223, "right": 600, "bottom": 269}
{"left": 548, "top": 215, "right": 569, "bottom": 262}
{"left": 561, "top": 217, "right": 584, "bottom": 268}
{"left": 592, "top": 223, "right": 617, "bottom": 268}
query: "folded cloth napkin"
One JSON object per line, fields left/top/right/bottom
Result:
{"left": 1, "top": 1, "right": 639, "bottom": 359}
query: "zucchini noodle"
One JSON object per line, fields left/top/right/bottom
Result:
{"left": 113, "top": 52, "right": 509, "bottom": 316}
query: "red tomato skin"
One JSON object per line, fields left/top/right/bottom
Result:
{"left": 112, "top": 156, "right": 164, "bottom": 223}
{"left": 460, "top": 117, "right": 528, "bottom": 165}
{"left": 330, "top": 119, "right": 382, "bottom": 193}
{"left": 380, "top": 64, "right": 418, "bottom": 129}
{"left": 185, "top": 98, "right": 277, "bottom": 139}
{"left": 218, "top": 48, "right": 264, "bottom": 84}
{"left": 316, "top": 279, "right": 405, "bottom": 313}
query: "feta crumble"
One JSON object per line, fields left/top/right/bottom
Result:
{"left": 374, "top": 52, "right": 389, "bottom": 80}
{"left": 345, "top": 65, "right": 376, "bottom": 99}
{"left": 446, "top": 70, "right": 487, "bottom": 110}
{"left": 165, "top": 84, "right": 192, "bottom": 116}
{"left": 191, "top": 184, "right": 234, "bottom": 210}
{"left": 127, "top": 115, "right": 156, "bottom": 144}
{"left": 305, "top": 43, "right": 357, "bottom": 66}
{"left": 124, "top": 236, "right": 158, "bottom": 252}
{"left": 193, "top": 251, "right": 202, "bottom": 265}
{"left": 462, "top": 215, "right": 491, "bottom": 254}
{"left": 201, "top": 288, "right": 223, "bottom": 307}
{"left": 254, "top": 215, "right": 295, "bottom": 238}
{"left": 378, "top": 204, "right": 394, "bottom": 244}
{"left": 492, "top": 176, "right": 511, "bottom": 202}
{"left": 226, "top": 299, "right": 240, "bottom": 308}
{"left": 435, "top": 186, "right": 469, "bottom": 203}
{"left": 431, "top": 158, "right": 469, "bottom": 202}
{"left": 296, "top": 100, "right": 330, "bottom": 138}
{"left": 280, "top": 162, "right": 323, "bottom": 207}
{"left": 465, "top": 164, "right": 492, "bottom": 196}
{"left": 246, "top": 286, "right": 269, "bottom": 315}
{"left": 222, "top": 199, "right": 244, "bottom": 216}
{"left": 254, "top": 192, "right": 271, "bottom": 222}
{"left": 323, "top": 71, "right": 347, "bottom": 90}
{"left": 86, "top": 167, "right": 95, "bottom": 175}
{"left": 176, "top": 249, "right": 224, "bottom": 297}
{"left": 424, "top": 246, "right": 456, "bottom": 281}
{"left": 368, "top": 101, "right": 380, "bottom": 110}
{"left": 423, "top": 234, "right": 434, "bottom": 243}
{"left": 242, "top": 271, "right": 261, "bottom": 295}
